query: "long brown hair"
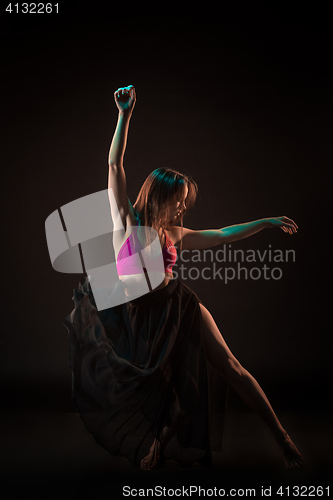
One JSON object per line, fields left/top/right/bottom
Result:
{"left": 133, "top": 168, "right": 198, "bottom": 253}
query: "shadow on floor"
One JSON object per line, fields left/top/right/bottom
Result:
{"left": 0, "top": 411, "right": 331, "bottom": 499}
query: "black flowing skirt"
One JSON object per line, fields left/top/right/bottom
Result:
{"left": 61, "top": 277, "right": 228, "bottom": 467}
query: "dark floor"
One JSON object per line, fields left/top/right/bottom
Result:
{"left": 0, "top": 411, "right": 331, "bottom": 499}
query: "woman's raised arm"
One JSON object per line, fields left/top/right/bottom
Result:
{"left": 108, "top": 85, "right": 136, "bottom": 230}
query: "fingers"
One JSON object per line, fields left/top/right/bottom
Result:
{"left": 274, "top": 216, "right": 298, "bottom": 234}
{"left": 281, "top": 225, "right": 295, "bottom": 234}
{"left": 281, "top": 216, "right": 298, "bottom": 231}
{"left": 114, "top": 85, "right": 135, "bottom": 99}
{"left": 279, "top": 216, "right": 298, "bottom": 234}
{"left": 130, "top": 86, "right": 136, "bottom": 99}
{"left": 282, "top": 216, "right": 298, "bottom": 229}
{"left": 114, "top": 89, "right": 127, "bottom": 99}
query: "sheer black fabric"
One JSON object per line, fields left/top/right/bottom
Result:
{"left": 61, "top": 277, "right": 228, "bottom": 466}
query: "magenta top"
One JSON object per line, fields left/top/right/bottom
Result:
{"left": 116, "top": 217, "right": 177, "bottom": 276}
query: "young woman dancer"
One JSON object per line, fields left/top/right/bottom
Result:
{"left": 62, "top": 85, "right": 304, "bottom": 471}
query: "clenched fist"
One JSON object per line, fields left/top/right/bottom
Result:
{"left": 114, "top": 85, "right": 136, "bottom": 115}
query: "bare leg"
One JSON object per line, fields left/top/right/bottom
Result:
{"left": 199, "top": 303, "right": 304, "bottom": 470}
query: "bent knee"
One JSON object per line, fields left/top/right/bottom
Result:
{"left": 222, "top": 357, "right": 245, "bottom": 381}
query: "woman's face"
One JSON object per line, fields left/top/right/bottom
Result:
{"left": 167, "top": 184, "right": 188, "bottom": 225}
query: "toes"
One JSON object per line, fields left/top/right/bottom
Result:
{"left": 140, "top": 457, "right": 153, "bottom": 471}
{"left": 140, "top": 459, "right": 148, "bottom": 470}
{"left": 287, "top": 459, "right": 303, "bottom": 470}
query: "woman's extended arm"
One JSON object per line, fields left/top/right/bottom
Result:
{"left": 108, "top": 85, "right": 136, "bottom": 229}
{"left": 171, "top": 217, "right": 298, "bottom": 250}
{"left": 220, "top": 216, "right": 298, "bottom": 242}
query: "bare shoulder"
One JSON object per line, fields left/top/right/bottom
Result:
{"left": 164, "top": 226, "right": 224, "bottom": 250}
{"left": 164, "top": 225, "right": 191, "bottom": 247}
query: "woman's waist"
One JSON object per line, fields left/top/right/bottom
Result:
{"left": 150, "top": 273, "right": 173, "bottom": 291}
{"left": 119, "top": 271, "right": 173, "bottom": 289}
{"left": 125, "top": 275, "right": 179, "bottom": 307}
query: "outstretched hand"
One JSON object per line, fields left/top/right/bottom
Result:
{"left": 266, "top": 216, "right": 298, "bottom": 234}
{"left": 114, "top": 85, "right": 136, "bottom": 115}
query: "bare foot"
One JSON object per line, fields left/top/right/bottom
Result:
{"left": 140, "top": 439, "right": 166, "bottom": 470}
{"left": 279, "top": 434, "right": 304, "bottom": 470}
